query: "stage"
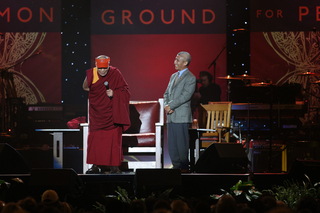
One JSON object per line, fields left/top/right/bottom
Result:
{"left": 1, "top": 156, "right": 319, "bottom": 212}
{"left": 0, "top": 171, "right": 291, "bottom": 202}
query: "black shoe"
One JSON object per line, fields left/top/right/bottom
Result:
{"left": 86, "top": 165, "right": 102, "bottom": 174}
{"left": 110, "top": 166, "right": 122, "bottom": 174}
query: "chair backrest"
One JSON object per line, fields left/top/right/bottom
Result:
{"left": 200, "top": 102, "right": 232, "bottom": 131}
{"left": 124, "top": 101, "right": 160, "bottom": 134}
{"left": 86, "top": 99, "right": 163, "bottom": 134}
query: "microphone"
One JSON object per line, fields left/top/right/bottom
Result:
{"left": 104, "top": 81, "right": 112, "bottom": 98}
{"left": 104, "top": 81, "right": 109, "bottom": 90}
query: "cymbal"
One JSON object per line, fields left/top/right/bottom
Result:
{"left": 249, "top": 82, "right": 271, "bottom": 86}
{"left": 217, "top": 75, "right": 241, "bottom": 80}
{"left": 297, "top": 72, "right": 320, "bottom": 76}
{"left": 233, "top": 74, "right": 259, "bottom": 79}
{"left": 217, "top": 74, "right": 259, "bottom": 80}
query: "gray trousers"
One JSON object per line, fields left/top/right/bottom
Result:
{"left": 167, "top": 122, "right": 190, "bottom": 169}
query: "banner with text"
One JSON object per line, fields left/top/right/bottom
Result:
{"left": 91, "top": 0, "right": 225, "bottom": 34}
{"left": 251, "top": 0, "right": 319, "bottom": 32}
{"left": 0, "top": 0, "right": 61, "bottom": 32}
{"left": 91, "top": 0, "right": 227, "bottom": 102}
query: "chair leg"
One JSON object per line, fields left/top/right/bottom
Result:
{"left": 217, "top": 129, "right": 222, "bottom": 143}
{"left": 226, "top": 132, "right": 230, "bottom": 143}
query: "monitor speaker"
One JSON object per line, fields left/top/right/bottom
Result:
{"left": 29, "top": 168, "right": 84, "bottom": 199}
{"left": 0, "top": 143, "right": 30, "bottom": 174}
{"left": 134, "top": 169, "right": 181, "bottom": 197}
{"left": 194, "top": 143, "right": 248, "bottom": 173}
{"left": 289, "top": 159, "right": 320, "bottom": 183}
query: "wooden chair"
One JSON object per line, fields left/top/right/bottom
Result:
{"left": 198, "top": 102, "right": 232, "bottom": 147}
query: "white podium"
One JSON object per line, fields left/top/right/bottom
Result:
{"left": 80, "top": 123, "right": 91, "bottom": 174}
{"left": 35, "top": 129, "right": 80, "bottom": 169}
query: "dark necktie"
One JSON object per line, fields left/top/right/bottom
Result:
{"left": 173, "top": 72, "right": 179, "bottom": 86}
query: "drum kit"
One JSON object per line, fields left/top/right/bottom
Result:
{"left": 218, "top": 72, "right": 320, "bottom": 98}
{"left": 217, "top": 74, "right": 263, "bottom": 101}
{"left": 218, "top": 71, "right": 320, "bottom": 152}
{"left": 218, "top": 72, "right": 320, "bottom": 119}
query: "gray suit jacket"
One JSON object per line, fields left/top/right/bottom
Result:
{"left": 164, "top": 69, "right": 196, "bottom": 123}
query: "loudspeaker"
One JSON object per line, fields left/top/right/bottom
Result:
{"left": 287, "top": 141, "right": 320, "bottom": 169}
{"left": 0, "top": 143, "right": 30, "bottom": 174}
{"left": 29, "top": 168, "right": 84, "bottom": 199}
{"left": 289, "top": 159, "right": 320, "bottom": 183}
{"left": 194, "top": 143, "right": 248, "bottom": 173}
{"left": 250, "top": 144, "right": 283, "bottom": 172}
{"left": 134, "top": 169, "right": 182, "bottom": 197}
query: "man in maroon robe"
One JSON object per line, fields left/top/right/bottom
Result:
{"left": 83, "top": 55, "right": 130, "bottom": 174}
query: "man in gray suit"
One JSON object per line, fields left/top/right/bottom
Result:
{"left": 164, "top": 51, "right": 196, "bottom": 172}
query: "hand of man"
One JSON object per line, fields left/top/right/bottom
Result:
{"left": 165, "top": 105, "right": 174, "bottom": 114}
{"left": 106, "top": 89, "right": 113, "bottom": 98}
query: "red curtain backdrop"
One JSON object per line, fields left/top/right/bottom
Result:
{"left": 91, "top": 34, "right": 227, "bottom": 101}
{"left": 250, "top": 32, "right": 292, "bottom": 85}
{"left": 0, "top": 32, "right": 61, "bottom": 104}
{"left": 21, "top": 33, "right": 62, "bottom": 104}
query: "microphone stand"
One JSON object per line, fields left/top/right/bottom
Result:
{"left": 208, "top": 43, "right": 227, "bottom": 84}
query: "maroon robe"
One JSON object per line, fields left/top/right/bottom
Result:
{"left": 86, "top": 66, "right": 130, "bottom": 166}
